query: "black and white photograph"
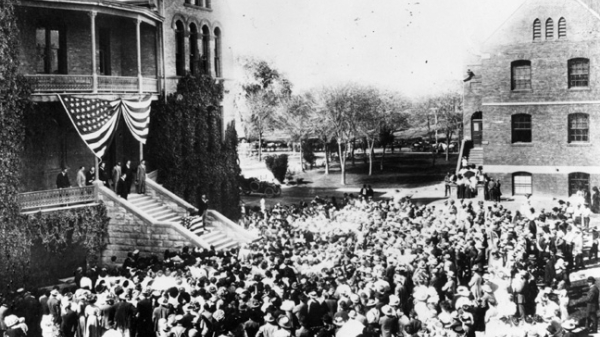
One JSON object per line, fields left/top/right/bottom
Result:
{"left": 1, "top": 0, "right": 600, "bottom": 336}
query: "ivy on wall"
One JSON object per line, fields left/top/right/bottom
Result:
{"left": 147, "top": 75, "right": 242, "bottom": 220}
{"left": 0, "top": 0, "right": 34, "bottom": 295}
{"left": 26, "top": 204, "right": 110, "bottom": 268}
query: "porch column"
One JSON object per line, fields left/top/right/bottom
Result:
{"left": 95, "top": 157, "right": 99, "bottom": 181}
{"left": 136, "top": 17, "right": 142, "bottom": 94}
{"left": 89, "top": 11, "right": 98, "bottom": 93}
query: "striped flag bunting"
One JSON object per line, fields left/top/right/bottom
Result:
{"left": 58, "top": 95, "right": 152, "bottom": 158}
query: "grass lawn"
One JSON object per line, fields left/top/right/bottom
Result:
{"left": 241, "top": 151, "right": 458, "bottom": 208}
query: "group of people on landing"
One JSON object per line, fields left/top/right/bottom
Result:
{"left": 55, "top": 160, "right": 147, "bottom": 200}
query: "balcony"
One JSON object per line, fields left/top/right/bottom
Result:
{"left": 19, "top": 186, "right": 99, "bottom": 214}
{"left": 25, "top": 74, "right": 159, "bottom": 94}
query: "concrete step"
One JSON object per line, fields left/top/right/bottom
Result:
{"left": 137, "top": 200, "right": 162, "bottom": 210}
{"left": 201, "top": 231, "right": 226, "bottom": 241}
{"left": 156, "top": 214, "right": 181, "bottom": 222}
{"left": 147, "top": 207, "right": 171, "bottom": 217}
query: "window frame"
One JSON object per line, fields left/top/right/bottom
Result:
{"left": 568, "top": 172, "right": 590, "bottom": 196}
{"left": 36, "top": 26, "right": 68, "bottom": 74}
{"left": 533, "top": 19, "right": 541, "bottom": 41}
{"left": 512, "top": 172, "right": 533, "bottom": 196}
{"left": 174, "top": 20, "right": 186, "bottom": 76}
{"left": 568, "top": 113, "right": 590, "bottom": 143}
{"left": 214, "top": 27, "right": 222, "bottom": 77}
{"left": 511, "top": 60, "right": 532, "bottom": 91}
{"left": 568, "top": 58, "right": 590, "bottom": 88}
{"left": 545, "top": 18, "right": 554, "bottom": 39}
{"left": 558, "top": 17, "right": 566, "bottom": 38}
{"left": 511, "top": 114, "right": 532, "bottom": 143}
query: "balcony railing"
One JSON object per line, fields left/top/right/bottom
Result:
{"left": 25, "top": 74, "right": 159, "bottom": 94}
{"left": 19, "top": 186, "right": 98, "bottom": 212}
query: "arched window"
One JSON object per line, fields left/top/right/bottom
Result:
{"left": 511, "top": 114, "right": 532, "bottom": 143}
{"left": 205, "top": 0, "right": 211, "bottom": 8}
{"left": 513, "top": 172, "right": 532, "bottom": 195}
{"left": 214, "top": 27, "right": 222, "bottom": 77}
{"left": 189, "top": 23, "right": 199, "bottom": 76}
{"left": 568, "top": 58, "right": 589, "bottom": 88}
{"left": 175, "top": 20, "right": 185, "bottom": 76}
{"left": 546, "top": 18, "right": 554, "bottom": 39}
{"left": 558, "top": 17, "right": 566, "bottom": 38}
{"left": 568, "top": 172, "right": 590, "bottom": 196}
{"left": 511, "top": 60, "right": 531, "bottom": 90}
{"left": 201, "top": 25, "right": 210, "bottom": 75}
{"left": 568, "top": 113, "right": 589, "bottom": 143}
{"left": 533, "top": 19, "right": 541, "bottom": 41}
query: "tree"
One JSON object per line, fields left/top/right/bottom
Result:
{"left": 410, "top": 92, "right": 463, "bottom": 166}
{"left": 271, "top": 94, "right": 313, "bottom": 171}
{"left": 235, "top": 58, "right": 292, "bottom": 161}
{"left": 318, "top": 85, "right": 357, "bottom": 185}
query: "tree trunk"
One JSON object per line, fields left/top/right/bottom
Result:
{"left": 338, "top": 142, "right": 346, "bottom": 185}
{"left": 258, "top": 132, "right": 263, "bottom": 161}
{"left": 380, "top": 145, "right": 386, "bottom": 171}
{"left": 368, "top": 141, "right": 374, "bottom": 176}
{"left": 299, "top": 140, "right": 304, "bottom": 172}
{"left": 445, "top": 130, "right": 452, "bottom": 161}
{"left": 324, "top": 142, "right": 330, "bottom": 175}
{"left": 351, "top": 139, "right": 356, "bottom": 166}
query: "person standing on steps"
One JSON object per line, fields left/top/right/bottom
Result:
{"left": 124, "top": 160, "right": 134, "bottom": 194}
{"left": 117, "top": 173, "right": 129, "bottom": 200}
{"left": 136, "top": 160, "right": 147, "bottom": 195}
{"left": 76, "top": 166, "right": 86, "bottom": 188}
{"left": 198, "top": 194, "right": 209, "bottom": 229}
{"left": 112, "top": 162, "right": 121, "bottom": 193}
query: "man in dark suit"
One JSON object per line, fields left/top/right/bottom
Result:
{"left": 61, "top": 302, "right": 78, "bottom": 337}
{"left": 56, "top": 167, "right": 70, "bottom": 188}
{"left": 124, "top": 160, "right": 134, "bottom": 193}
{"left": 117, "top": 173, "right": 129, "bottom": 200}
{"left": 586, "top": 276, "right": 599, "bottom": 333}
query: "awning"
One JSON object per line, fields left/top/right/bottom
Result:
{"left": 58, "top": 94, "right": 152, "bottom": 158}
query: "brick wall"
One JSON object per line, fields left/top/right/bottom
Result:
{"left": 463, "top": 0, "right": 600, "bottom": 197}
{"left": 483, "top": 106, "right": 599, "bottom": 167}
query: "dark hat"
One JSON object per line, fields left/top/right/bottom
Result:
{"left": 588, "top": 276, "right": 596, "bottom": 283}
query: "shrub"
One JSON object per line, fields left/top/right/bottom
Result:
{"left": 302, "top": 141, "right": 316, "bottom": 168}
{"left": 265, "top": 154, "right": 288, "bottom": 183}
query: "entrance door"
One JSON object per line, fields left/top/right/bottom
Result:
{"left": 471, "top": 111, "right": 483, "bottom": 146}
{"left": 99, "top": 28, "right": 111, "bottom": 75}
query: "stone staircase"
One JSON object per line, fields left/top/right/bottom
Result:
{"left": 468, "top": 147, "right": 483, "bottom": 167}
{"left": 127, "top": 191, "right": 244, "bottom": 251}
{"left": 128, "top": 194, "right": 182, "bottom": 224}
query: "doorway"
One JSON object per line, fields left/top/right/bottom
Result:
{"left": 471, "top": 111, "right": 482, "bottom": 146}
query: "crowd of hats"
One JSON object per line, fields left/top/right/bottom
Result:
{"left": 2, "top": 193, "right": 597, "bottom": 337}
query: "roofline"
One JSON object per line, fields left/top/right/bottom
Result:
{"left": 483, "top": 0, "right": 529, "bottom": 45}
{"left": 20, "top": 0, "right": 164, "bottom": 24}
{"left": 575, "top": 0, "right": 600, "bottom": 21}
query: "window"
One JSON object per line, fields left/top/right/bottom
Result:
{"left": 511, "top": 60, "right": 531, "bottom": 90}
{"left": 533, "top": 19, "right": 541, "bottom": 41}
{"left": 205, "top": 0, "right": 211, "bottom": 8}
{"left": 568, "top": 172, "right": 590, "bottom": 196}
{"left": 36, "top": 27, "right": 67, "bottom": 74}
{"left": 568, "top": 113, "right": 589, "bottom": 142}
{"left": 558, "top": 17, "right": 566, "bottom": 38}
{"left": 513, "top": 172, "right": 532, "bottom": 195}
{"left": 512, "top": 114, "right": 532, "bottom": 143}
{"left": 98, "top": 28, "right": 111, "bottom": 75}
{"left": 568, "top": 58, "right": 589, "bottom": 88}
{"left": 546, "top": 18, "right": 554, "bottom": 39}
{"left": 214, "top": 27, "right": 222, "bottom": 77}
{"left": 175, "top": 21, "right": 185, "bottom": 76}
{"left": 190, "top": 24, "right": 199, "bottom": 76}
{"left": 201, "top": 26, "right": 210, "bottom": 75}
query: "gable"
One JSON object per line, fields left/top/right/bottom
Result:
{"left": 483, "top": 0, "right": 600, "bottom": 49}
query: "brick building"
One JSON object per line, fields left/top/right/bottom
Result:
{"left": 463, "top": 0, "right": 600, "bottom": 198}
{"left": 15, "top": 0, "right": 232, "bottom": 191}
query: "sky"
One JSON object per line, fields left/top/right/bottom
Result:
{"left": 223, "top": 0, "right": 527, "bottom": 99}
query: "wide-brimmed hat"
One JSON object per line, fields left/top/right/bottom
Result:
{"left": 365, "top": 298, "right": 377, "bottom": 307}
{"left": 562, "top": 320, "right": 577, "bottom": 331}
{"left": 388, "top": 295, "right": 400, "bottom": 306}
{"left": 381, "top": 305, "right": 394, "bottom": 316}
{"left": 333, "top": 316, "right": 345, "bottom": 326}
{"left": 456, "top": 286, "right": 470, "bottom": 297}
{"left": 213, "top": 310, "right": 225, "bottom": 322}
{"left": 4, "top": 315, "right": 21, "bottom": 328}
{"left": 482, "top": 285, "right": 493, "bottom": 294}
{"left": 264, "top": 312, "right": 275, "bottom": 322}
{"left": 50, "top": 289, "right": 60, "bottom": 297}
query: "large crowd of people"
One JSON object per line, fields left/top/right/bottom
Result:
{"left": 1, "top": 190, "right": 600, "bottom": 337}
